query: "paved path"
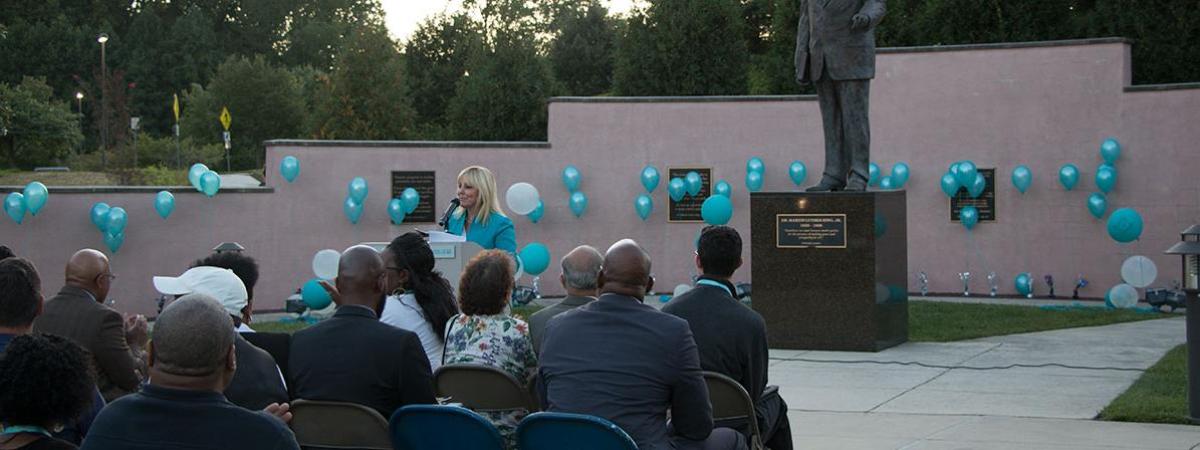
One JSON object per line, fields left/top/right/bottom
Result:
{"left": 770, "top": 317, "right": 1200, "bottom": 448}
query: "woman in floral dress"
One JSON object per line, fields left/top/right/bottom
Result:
{"left": 443, "top": 250, "right": 537, "bottom": 449}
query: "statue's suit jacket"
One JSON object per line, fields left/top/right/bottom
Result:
{"left": 795, "top": 0, "right": 887, "bottom": 82}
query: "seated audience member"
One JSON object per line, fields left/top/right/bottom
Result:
{"left": 189, "top": 251, "right": 292, "bottom": 379}
{"left": 33, "top": 249, "right": 147, "bottom": 401}
{"left": 0, "top": 334, "right": 97, "bottom": 450}
{"left": 153, "top": 266, "right": 287, "bottom": 411}
{"left": 0, "top": 245, "right": 14, "bottom": 260}
{"left": 663, "top": 226, "right": 792, "bottom": 450}
{"left": 528, "top": 245, "right": 602, "bottom": 353}
{"left": 443, "top": 250, "right": 537, "bottom": 448}
{"left": 80, "top": 294, "right": 298, "bottom": 450}
{"left": 289, "top": 246, "right": 436, "bottom": 417}
{"left": 538, "top": 240, "right": 745, "bottom": 450}
{"left": 380, "top": 232, "right": 459, "bottom": 370}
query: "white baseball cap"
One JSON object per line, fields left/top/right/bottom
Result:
{"left": 153, "top": 266, "right": 248, "bottom": 317}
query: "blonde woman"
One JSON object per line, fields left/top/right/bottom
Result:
{"left": 447, "top": 166, "right": 517, "bottom": 253}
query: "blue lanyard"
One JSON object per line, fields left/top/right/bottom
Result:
{"left": 0, "top": 424, "right": 51, "bottom": 437}
{"left": 695, "top": 279, "right": 733, "bottom": 297}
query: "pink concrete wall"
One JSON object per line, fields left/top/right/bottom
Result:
{"left": 3, "top": 39, "right": 1198, "bottom": 316}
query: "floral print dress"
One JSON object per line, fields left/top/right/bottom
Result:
{"left": 443, "top": 313, "right": 538, "bottom": 449}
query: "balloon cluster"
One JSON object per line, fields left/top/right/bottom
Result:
{"left": 506, "top": 182, "right": 542, "bottom": 224}
{"left": 188, "top": 164, "right": 221, "bottom": 198}
{"left": 343, "top": 177, "right": 368, "bottom": 224}
{"left": 4, "top": 182, "right": 49, "bottom": 225}
{"left": 388, "top": 188, "right": 420, "bottom": 225}
{"left": 940, "top": 161, "right": 985, "bottom": 199}
{"left": 562, "top": 165, "right": 588, "bottom": 218}
{"left": 745, "top": 157, "right": 764, "bottom": 192}
{"left": 89, "top": 202, "right": 129, "bottom": 253}
{"left": 870, "top": 162, "right": 909, "bottom": 190}
{"left": 635, "top": 166, "right": 658, "bottom": 221}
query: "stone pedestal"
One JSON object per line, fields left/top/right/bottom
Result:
{"left": 749, "top": 191, "right": 908, "bottom": 351}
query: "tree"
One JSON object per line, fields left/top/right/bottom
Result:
{"left": 310, "top": 26, "right": 415, "bottom": 139}
{"left": 404, "top": 13, "right": 483, "bottom": 137}
{"left": 0, "top": 77, "right": 83, "bottom": 168}
{"left": 549, "top": 2, "right": 615, "bottom": 96}
{"left": 614, "top": 0, "right": 750, "bottom": 96}
{"left": 180, "top": 56, "right": 306, "bottom": 170}
{"left": 279, "top": 0, "right": 388, "bottom": 70}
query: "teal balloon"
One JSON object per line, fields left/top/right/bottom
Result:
{"left": 879, "top": 176, "right": 895, "bottom": 190}
{"left": 1011, "top": 165, "right": 1032, "bottom": 194}
{"left": 668, "top": 178, "right": 686, "bottom": 201}
{"left": 1095, "top": 165, "right": 1117, "bottom": 193}
{"left": 890, "top": 162, "right": 909, "bottom": 187}
{"left": 701, "top": 194, "right": 733, "bottom": 225}
{"left": 347, "top": 177, "right": 368, "bottom": 203}
{"left": 1015, "top": 273, "right": 1033, "bottom": 296}
{"left": 746, "top": 157, "right": 765, "bottom": 174}
{"left": 789, "top": 161, "right": 808, "bottom": 186}
{"left": 714, "top": 180, "right": 732, "bottom": 197}
{"left": 1100, "top": 162, "right": 1117, "bottom": 175}
{"left": 528, "top": 200, "right": 544, "bottom": 223}
{"left": 343, "top": 196, "right": 364, "bottom": 224}
{"left": 301, "top": 279, "right": 332, "bottom": 310}
{"left": 955, "top": 161, "right": 977, "bottom": 188}
{"left": 1100, "top": 138, "right": 1121, "bottom": 164}
{"left": 1087, "top": 192, "right": 1107, "bottom": 219}
{"left": 569, "top": 191, "right": 588, "bottom": 218}
{"left": 90, "top": 203, "right": 111, "bottom": 232}
{"left": 200, "top": 171, "right": 221, "bottom": 197}
{"left": 868, "top": 163, "right": 881, "bottom": 187}
{"left": 959, "top": 206, "right": 979, "bottom": 230}
{"left": 640, "top": 166, "right": 660, "bottom": 192}
{"left": 1106, "top": 208, "right": 1143, "bottom": 243}
{"left": 105, "top": 207, "right": 127, "bottom": 233}
{"left": 635, "top": 194, "right": 653, "bottom": 221}
{"left": 4, "top": 193, "right": 26, "bottom": 224}
{"left": 22, "top": 181, "right": 48, "bottom": 216}
{"left": 154, "top": 191, "right": 175, "bottom": 219}
{"left": 684, "top": 171, "right": 702, "bottom": 197}
{"left": 188, "top": 163, "right": 209, "bottom": 191}
{"left": 401, "top": 187, "right": 420, "bottom": 214}
{"left": 387, "top": 198, "right": 406, "bottom": 225}
{"left": 968, "top": 173, "right": 986, "bottom": 198}
{"left": 280, "top": 155, "right": 300, "bottom": 182}
{"left": 745, "top": 171, "right": 763, "bottom": 192}
{"left": 1058, "top": 164, "right": 1079, "bottom": 191}
{"left": 519, "top": 243, "right": 551, "bottom": 276}
{"left": 949, "top": 161, "right": 963, "bottom": 179}
{"left": 940, "top": 173, "right": 960, "bottom": 198}
{"left": 103, "top": 231, "right": 125, "bottom": 253}
{"left": 562, "top": 165, "right": 582, "bottom": 192}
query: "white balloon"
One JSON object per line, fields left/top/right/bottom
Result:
{"left": 506, "top": 183, "right": 540, "bottom": 216}
{"left": 1120, "top": 255, "right": 1157, "bottom": 289}
{"left": 673, "top": 284, "right": 692, "bottom": 297}
{"left": 1109, "top": 283, "right": 1139, "bottom": 309}
{"left": 312, "top": 249, "right": 341, "bottom": 280}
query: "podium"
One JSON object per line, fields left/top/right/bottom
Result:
{"left": 361, "top": 240, "right": 484, "bottom": 287}
{"left": 749, "top": 191, "right": 908, "bottom": 351}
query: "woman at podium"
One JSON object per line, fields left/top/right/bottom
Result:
{"left": 446, "top": 166, "right": 517, "bottom": 253}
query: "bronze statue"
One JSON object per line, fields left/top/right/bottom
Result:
{"left": 796, "top": 0, "right": 886, "bottom": 192}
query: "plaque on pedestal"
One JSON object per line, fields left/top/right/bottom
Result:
{"left": 750, "top": 191, "right": 908, "bottom": 351}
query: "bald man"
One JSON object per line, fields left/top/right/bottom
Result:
{"left": 288, "top": 246, "right": 436, "bottom": 416}
{"left": 528, "top": 245, "right": 603, "bottom": 353}
{"left": 35, "top": 249, "right": 149, "bottom": 401}
{"left": 538, "top": 240, "right": 746, "bottom": 450}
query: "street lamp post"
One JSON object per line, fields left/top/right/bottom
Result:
{"left": 130, "top": 117, "right": 140, "bottom": 168}
{"left": 1165, "top": 224, "right": 1200, "bottom": 423}
{"left": 75, "top": 92, "right": 84, "bottom": 156}
{"left": 97, "top": 33, "right": 109, "bottom": 171}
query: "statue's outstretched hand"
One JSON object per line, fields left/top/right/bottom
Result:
{"left": 851, "top": 14, "right": 871, "bottom": 30}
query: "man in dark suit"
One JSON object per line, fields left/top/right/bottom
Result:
{"left": 797, "top": 0, "right": 887, "bottom": 192}
{"left": 664, "top": 226, "right": 792, "bottom": 450}
{"left": 528, "top": 245, "right": 602, "bottom": 353}
{"left": 539, "top": 239, "right": 745, "bottom": 450}
{"left": 288, "top": 246, "right": 437, "bottom": 417}
{"left": 34, "top": 249, "right": 148, "bottom": 401}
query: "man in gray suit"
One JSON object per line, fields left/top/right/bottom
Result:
{"left": 797, "top": 0, "right": 887, "bottom": 192}
{"left": 528, "top": 245, "right": 602, "bottom": 353}
{"left": 538, "top": 240, "right": 745, "bottom": 450}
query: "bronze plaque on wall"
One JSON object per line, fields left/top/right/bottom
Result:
{"left": 667, "top": 167, "right": 712, "bottom": 222}
{"left": 391, "top": 171, "right": 436, "bottom": 223}
{"left": 776, "top": 214, "right": 848, "bottom": 248}
{"left": 949, "top": 168, "right": 996, "bottom": 222}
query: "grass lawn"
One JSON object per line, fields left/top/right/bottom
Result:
{"left": 249, "top": 303, "right": 547, "bottom": 335}
{"left": 0, "top": 170, "right": 118, "bottom": 186}
{"left": 1100, "top": 344, "right": 1191, "bottom": 425}
{"left": 907, "top": 300, "right": 1168, "bottom": 342}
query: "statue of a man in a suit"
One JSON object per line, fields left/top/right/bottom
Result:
{"left": 796, "top": 0, "right": 886, "bottom": 192}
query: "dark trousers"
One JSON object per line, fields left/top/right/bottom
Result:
{"left": 814, "top": 72, "right": 871, "bottom": 185}
{"left": 673, "top": 427, "right": 747, "bottom": 450}
{"left": 717, "top": 387, "right": 792, "bottom": 450}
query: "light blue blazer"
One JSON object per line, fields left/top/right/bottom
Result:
{"left": 447, "top": 210, "right": 517, "bottom": 253}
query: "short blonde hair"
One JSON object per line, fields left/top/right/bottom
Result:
{"left": 455, "top": 166, "right": 506, "bottom": 225}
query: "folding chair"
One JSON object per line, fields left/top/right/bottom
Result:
{"left": 389, "top": 404, "right": 504, "bottom": 450}
{"left": 516, "top": 411, "right": 638, "bottom": 450}
{"left": 704, "top": 371, "right": 765, "bottom": 450}
{"left": 289, "top": 399, "right": 390, "bottom": 450}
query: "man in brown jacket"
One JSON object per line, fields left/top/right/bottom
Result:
{"left": 34, "top": 249, "right": 148, "bottom": 401}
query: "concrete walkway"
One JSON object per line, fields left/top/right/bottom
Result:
{"left": 770, "top": 317, "right": 1200, "bottom": 448}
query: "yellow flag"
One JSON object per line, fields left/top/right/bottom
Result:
{"left": 219, "top": 106, "right": 231, "bottom": 131}
{"left": 172, "top": 94, "right": 180, "bottom": 122}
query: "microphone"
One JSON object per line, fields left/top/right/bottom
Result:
{"left": 438, "top": 198, "right": 461, "bottom": 231}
